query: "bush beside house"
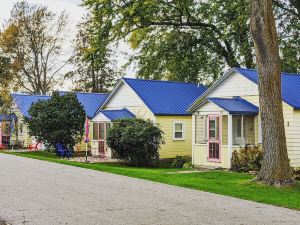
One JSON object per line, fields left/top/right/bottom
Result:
{"left": 107, "top": 118, "right": 164, "bottom": 166}
{"left": 231, "top": 145, "right": 263, "bottom": 173}
{"left": 26, "top": 92, "right": 86, "bottom": 150}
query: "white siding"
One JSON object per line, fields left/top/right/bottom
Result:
{"left": 104, "top": 82, "right": 155, "bottom": 120}
{"left": 92, "top": 113, "right": 111, "bottom": 122}
{"left": 192, "top": 71, "right": 300, "bottom": 168}
{"left": 286, "top": 108, "right": 300, "bottom": 167}
{"left": 194, "top": 102, "right": 225, "bottom": 114}
{"left": 209, "top": 72, "right": 258, "bottom": 98}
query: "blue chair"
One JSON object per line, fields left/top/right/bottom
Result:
{"left": 55, "top": 143, "right": 72, "bottom": 159}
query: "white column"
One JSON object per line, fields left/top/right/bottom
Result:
{"left": 228, "top": 114, "right": 233, "bottom": 168}
{"left": 191, "top": 115, "right": 195, "bottom": 165}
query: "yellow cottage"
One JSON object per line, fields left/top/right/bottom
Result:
{"left": 188, "top": 67, "right": 300, "bottom": 169}
{"left": 91, "top": 78, "right": 207, "bottom": 158}
{"left": 10, "top": 92, "right": 108, "bottom": 151}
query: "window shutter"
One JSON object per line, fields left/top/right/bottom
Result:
{"left": 195, "top": 115, "right": 207, "bottom": 144}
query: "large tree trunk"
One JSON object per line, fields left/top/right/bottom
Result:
{"left": 250, "top": 0, "right": 294, "bottom": 186}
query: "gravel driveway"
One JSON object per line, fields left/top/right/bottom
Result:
{"left": 0, "top": 154, "right": 300, "bottom": 225}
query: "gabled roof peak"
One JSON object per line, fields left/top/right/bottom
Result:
{"left": 122, "top": 77, "right": 204, "bottom": 86}
{"left": 121, "top": 77, "right": 207, "bottom": 115}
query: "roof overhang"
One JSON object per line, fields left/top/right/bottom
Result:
{"left": 195, "top": 97, "right": 259, "bottom": 115}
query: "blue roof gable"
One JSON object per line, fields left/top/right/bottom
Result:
{"left": 234, "top": 67, "right": 300, "bottom": 109}
{"left": 123, "top": 78, "right": 207, "bottom": 115}
{"left": 11, "top": 94, "right": 51, "bottom": 118}
{"left": 99, "top": 108, "right": 135, "bottom": 121}
{"left": 12, "top": 92, "right": 109, "bottom": 118}
{"left": 207, "top": 97, "right": 259, "bottom": 115}
{"left": 59, "top": 92, "right": 109, "bottom": 118}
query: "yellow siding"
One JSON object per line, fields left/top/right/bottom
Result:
{"left": 74, "top": 120, "right": 93, "bottom": 152}
{"left": 156, "top": 116, "right": 192, "bottom": 158}
{"left": 10, "top": 104, "right": 32, "bottom": 148}
{"left": 222, "top": 115, "right": 228, "bottom": 145}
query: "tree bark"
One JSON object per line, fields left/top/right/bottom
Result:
{"left": 250, "top": 0, "right": 294, "bottom": 186}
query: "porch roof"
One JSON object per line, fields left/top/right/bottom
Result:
{"left": 206, "top": 97, "right": 259, "bottom": 115}
{"left": 98, "top": 108, "right": 135, "bottom": 121}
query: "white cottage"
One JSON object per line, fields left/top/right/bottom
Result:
{"left": 188, "top": 67, "right": 300, "bottom": 169}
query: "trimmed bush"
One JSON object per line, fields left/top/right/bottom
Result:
{"left": 106, "top": 118, "right": 164, "bottom": 166}
{"left": 231, "top": 145, "right": 263, "bottom": 172}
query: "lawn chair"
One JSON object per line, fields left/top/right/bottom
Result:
{"left": 55, "top": 143, "right": 72, "bottom": 159}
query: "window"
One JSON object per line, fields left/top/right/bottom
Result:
{"left": 209, "top": 143, "right": 219, "bottom": 159}
{"left": 209, "top": 117, "right": 219, "bottom": 140}
{"left": 93, "top": 122, "right": 109, "bottom": 141}
{"left": 232, "top": 115, "right": 255, "bottom": 145}
{"left": 195, "top": 115, "right": 207, "bottom": 144}
{"left": 93, "top": 123, "right": 99, "bottom": 140}
{"left": 173, "top": 122, "right": 185, "bottom": 140}
{"left": 99, "top": 123, "right": 105, "bottom": 139}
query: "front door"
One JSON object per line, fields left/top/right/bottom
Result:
{"left": 207, "top": 115, "right": 221, "bottom": 161}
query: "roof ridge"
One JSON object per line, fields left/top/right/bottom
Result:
{"left": 234, "top": 67, "right": 300, "bottom": 76}
{"left": 123, "top": 77, "right": 205, "bottom": 86}
{"left": 11, "top": 93, "right": 50, "bottom": 97}
{"left": 59, "top": 91, "right": 109, "bottom": 95}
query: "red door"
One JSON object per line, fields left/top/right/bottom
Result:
{"left": 207, "top": 115, "right": 221, "bottom": 162}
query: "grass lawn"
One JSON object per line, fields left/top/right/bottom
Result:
{"left": 2, "top": 151, "right": 300, "bottom": 210}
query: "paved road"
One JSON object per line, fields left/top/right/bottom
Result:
{"left": 0, "top": 154, "right": 300, "bottom": 225}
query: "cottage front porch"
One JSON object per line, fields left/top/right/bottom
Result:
{"left": 192, "top": 97, "right": 260, "bottom": 169}
{"left": 91, "top": 108, "right": 135, "bottom": 157}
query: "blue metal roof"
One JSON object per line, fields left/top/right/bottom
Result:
{"left": 234, "top": 67, "right": 300, "bottom": 109}
{"left": 123, "top": 78, "right": 207, "bottom": 115}
{"left": 59, "top": 92, "right": 109, "bottom": 118}
{"left": 207, "top": 97, "right": 259, "bottom": 115}
{"left": 99, "top": 108, "right": 135, "bottom": 121}
{"left": 11, "top": 94, "right": 51, "bottom": 118}
{"left": 0, "top": 114, "right": 18, "bottom": 121}
{"left": 11, "top": 92, "right": 109, "bottom": 118}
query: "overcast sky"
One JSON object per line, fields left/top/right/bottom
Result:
{"left": 0, "top": 0, "right": 133, "bottom": 91}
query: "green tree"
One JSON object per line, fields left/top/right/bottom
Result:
{"left": 107, "top": 118, "right": 164, "bottom": 166}
{"left": 0, "top": 1, "right": 69, "bottom": 95}
{"left": 66, "top": 14, "right": 119, "bottom": 93}
{"left": 26, "top": 92, "right": 86, "bottom": 150}
{"left": 0, "top": 54, "right": 14, "bottom": 111}
{"left": 83, "top": 0, "right": 299, "bottom": 83}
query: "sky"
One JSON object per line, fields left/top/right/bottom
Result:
{"left": 0, "top": 0, "right": 133, "bottom": 91}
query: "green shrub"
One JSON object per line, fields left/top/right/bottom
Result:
{"left": 106, "top": 118, "right": 164, "bottom": 166}
{"left": 231, "top": 145, "right": 263, "bottom": 172}
{"left": 183, "top": 161, "right": 193, "bottom": 169}
{"left": 26, "top": 92, "right": 86, "bottom": 150}
{"left": 172, "top": 155, "right": 191, "bottom": 168}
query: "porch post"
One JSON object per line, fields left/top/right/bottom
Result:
{"left": 192, "top": 115, "right": 195, "bottom": 165}
{"left": 228, "top": 114, "right": 233, "bottom": 168}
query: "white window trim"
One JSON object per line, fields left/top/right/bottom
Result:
{"left": 173, "top": 121, "right": 185, "bottom": 140}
